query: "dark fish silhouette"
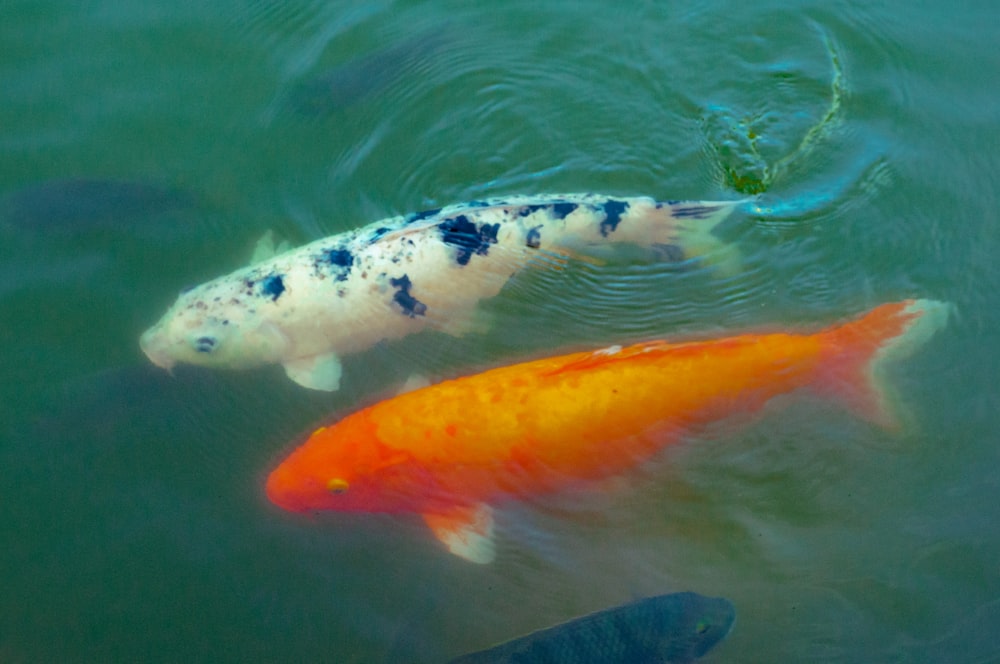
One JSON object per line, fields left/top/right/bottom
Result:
{"left": 447, "top": 592, "right": 735, "bottom": 664}
{"left": 0, "top": 178, "right": 195, "bottom": 232}
{"left": 290, "top": 31, "right": 449, "bottom": 115}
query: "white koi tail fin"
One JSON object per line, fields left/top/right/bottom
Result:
{"left": 817, "top": 299, "right": 952, "bottom": 430}
{"left": 670, "top": 199, "right": 748, "bottom": 276}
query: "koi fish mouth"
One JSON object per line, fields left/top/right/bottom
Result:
{"left": 265, "top": 465, "right": 311, "bottom": 513}
{"left": 139, "top": 327, "right": 176, "bottom": 371}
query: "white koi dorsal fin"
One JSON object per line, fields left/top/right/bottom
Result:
{"left": 423, "top": 503, "right": 495, "bottom": 564}
{"left": 249, "top": 229, "right": 292, "bottom": 265}
{"left": 283, "top": 353, "right": 343, "bottom": 391}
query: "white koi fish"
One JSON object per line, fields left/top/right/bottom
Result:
{"left": 140, "top": 193, "right": 742, "bottom": 391}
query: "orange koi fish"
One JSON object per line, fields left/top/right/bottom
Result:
{"left": 266, "top": 299, "right": 950, "bottom": 563}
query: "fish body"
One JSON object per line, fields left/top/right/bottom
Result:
{"left": 266, "top": 299, "right": 950, "bottom": 562}
{"left": 140, "top": 194, "right": 740, "bottom": 391}
{"left": 447, "top": 592, "right": 735, "bottom": 664}
{"left": 291, "top": 31, "right": 449, "bottom": 114}
{"left": 2, "top": 178, "right": 193, "bottom": 232}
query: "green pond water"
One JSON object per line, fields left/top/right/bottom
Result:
{"left": 2, "top": 0, "right": 999, "bottom": 661}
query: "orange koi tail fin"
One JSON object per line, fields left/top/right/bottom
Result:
{"left": 817, "top": 299, "right": 952, "bottom": 430}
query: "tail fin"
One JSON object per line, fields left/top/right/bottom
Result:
{"left": 818, "top": 299, "right": 952, "bottom": 429}
{"left": 671, "top": 200, "right": 748, "bottom": 276}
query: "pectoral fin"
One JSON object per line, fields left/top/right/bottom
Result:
{"left": 283, "top": 353, "right": 343, "bottom": 391}
{"left": 438, "top": 306, "right": 494, "bottom": 337}
{"left": 422, "top": 503, "right": 495, "bottom": 564}
{"left": 558, "top": 240, "right": 678, "bottom": 267}
{"left": 542, "top": 235, "right": 610, "bottom": 266}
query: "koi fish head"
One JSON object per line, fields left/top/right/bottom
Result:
{"left": 266, "top": 414, "right": 426, "bottom": 515}
{"left": 140, "top": 280, "right": 292, "bottom": 372}
{"left": 649, "top": 592, "right": 736, "bottom": 661}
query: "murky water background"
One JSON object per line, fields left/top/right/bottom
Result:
{"left": 2, "top": 1, "right": 999, "bottom": 661}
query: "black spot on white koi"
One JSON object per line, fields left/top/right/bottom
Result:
{"left": 327, "top": 248, "right": 353, "bottom": 267}
{"left": 312, "top": 247, "right": 355, "bottom": 281}
{"left": 438, "top": 215, "right": 500, "bottom": 266}
{"left": 261, "top": 274, "right": 285, "bottom": 301}
{"left": 517, "top": 202, "right": 577, "bottom": 220}
{"left": 526, "top": 225, "right": 542, "bottom": 249}
{"left": 327, "top": 248, "right": 355, "bottom": 282}
{"left": 194, "top": 336, "right": 216, "bottom": 353}
{"left": 551, "top": 202, "right": 578, "bottom": 219}
{"left": 405, "top": 207, "right": 442, "bottom": 224}
{"left": 599, "top": 200, "right": 629, "bottom": 237}
{"left": 389, "top": 274, "right": 427, "bottom": 317}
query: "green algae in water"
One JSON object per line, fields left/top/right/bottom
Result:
{"left": 706, "top": 29, "right": 846, "bottom": 195}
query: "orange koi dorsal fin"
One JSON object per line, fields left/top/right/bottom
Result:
{"left": 544, "top": 341, "right": 672, "bottom": 376}
{"left": 423, "top": 503, "right": 495, "bottom": 564}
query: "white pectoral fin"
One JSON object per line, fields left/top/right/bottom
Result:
{"left": 422, "top": 503, "right": 496, "bottom": 564}
{"left": 438, "top": 306, "right": 494, "bottom": 337}
{"left": 283, "top": 353, "right": 343, "bottom": 391}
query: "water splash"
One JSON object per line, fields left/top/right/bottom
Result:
{"left": 704, "top": 26, "right": 848, "bottom": 198}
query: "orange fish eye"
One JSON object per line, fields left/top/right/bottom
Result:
{"left": 326, "top": 478, "right": 349, "bottom": 494}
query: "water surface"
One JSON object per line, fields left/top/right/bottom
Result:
{"left": 2, "top": 1, "right": 999, "bottom": 662}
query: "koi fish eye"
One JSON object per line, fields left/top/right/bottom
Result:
{"left": 193, "top": 336, "right": 217, "bottom": 353}
{"left": 327, "top": 478, "right": 349, "bottom": 494}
